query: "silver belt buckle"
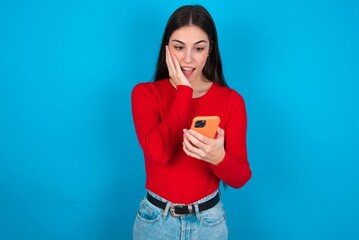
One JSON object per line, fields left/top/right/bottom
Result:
{"left": 169, "top": 204, "right": 193, "bottom": 218}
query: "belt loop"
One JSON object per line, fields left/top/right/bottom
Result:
{"left": 194, "top": 204, "right": 200, "bottom": 220}
{"left": 162, "top": 201, "right": 170, "bottom": 219}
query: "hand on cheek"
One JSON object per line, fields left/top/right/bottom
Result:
{"left": 165, "top": 45, "right": 191, "bottom": 87}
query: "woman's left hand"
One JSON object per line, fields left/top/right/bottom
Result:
{"left": 182, "top": 127, "right": 225, "bottom": 165}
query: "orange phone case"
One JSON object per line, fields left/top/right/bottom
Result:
{"left": 190, "top": 116, "right": 220, "bottom": 138}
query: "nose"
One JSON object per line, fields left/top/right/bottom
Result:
{"left": 183, "top": 49, "right": 193, "bottom": 63}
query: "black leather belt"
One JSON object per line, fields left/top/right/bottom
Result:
{"left": 146, "top": 192, "right": 220, "bottom": 217}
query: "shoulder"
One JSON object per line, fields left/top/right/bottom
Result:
{"left": 213, "top": 83, "right": 245, "bottom": 104}
{"left": 132, "top": 79, "right": 169, "bottom": 98}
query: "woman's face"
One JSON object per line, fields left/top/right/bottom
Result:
{"left": 168, "top": 25, "right": 210, "bottom": 83}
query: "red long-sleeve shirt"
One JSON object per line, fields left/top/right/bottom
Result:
{"left": 131, "top": 79, "right": 251, "bottom": 204}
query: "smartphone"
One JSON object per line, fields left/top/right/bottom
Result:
{"left": 190, "top": 116, "right": 220, "bottom": 139}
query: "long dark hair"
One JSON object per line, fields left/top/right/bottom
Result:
{"left": 154, "top": 5, "right": 227, "bottom": 87}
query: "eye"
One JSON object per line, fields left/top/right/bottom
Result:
{"left": 174, "top": 46, "right": 184, "bottom": 51}
{"left": 196, "top": 47, "right": 205, "bottom": 52}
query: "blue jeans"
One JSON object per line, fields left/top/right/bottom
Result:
{"left": 132, "top": 190, "right": 228, "bottom": 240}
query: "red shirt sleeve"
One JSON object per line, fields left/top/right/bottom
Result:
{"left": 131, "top": 82, "right": 193, "bottom": 165}
{"left": 210, "top": 91, "right": 252, "bottom": 188}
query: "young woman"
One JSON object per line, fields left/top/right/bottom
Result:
{"left": 131, "top": 5, "right": 251, "bottom": 240}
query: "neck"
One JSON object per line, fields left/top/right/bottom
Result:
{"left": 191, "top": 78, "right": 213, "bottom": 98}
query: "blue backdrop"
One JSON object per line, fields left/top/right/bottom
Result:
{"left": 1, "top": 0, "right": 358, "bottom": 239}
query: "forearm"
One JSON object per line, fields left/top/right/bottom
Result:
{"left": 209, "top": 91, "right": 251, "bottom": 188}
{"left": 132, "top": 84, "right": 193, "bottom": 164}
{"left": 210, "top": 153, "right": 251, "bottom": 188}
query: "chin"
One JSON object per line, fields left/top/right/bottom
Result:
{"left": 188, "top": 74, "right": 199, "bottom": 83}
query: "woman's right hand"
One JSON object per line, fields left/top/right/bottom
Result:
{"left": 165, "top": 45, "right": 192, "bottom": 88}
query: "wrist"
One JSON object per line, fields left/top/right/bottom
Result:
{"left": 213, "top": 150, "right": 225, "bottom": 166}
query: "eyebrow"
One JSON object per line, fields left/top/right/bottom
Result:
{"left": 171, "top": 39, "right": 208, "bottom": 45}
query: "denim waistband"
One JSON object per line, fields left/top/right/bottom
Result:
{"left": 146, "top": 189, "right": 220, "bottom": 205}
{"left": 146, "top": 189, "right": 221, "bottom": 219}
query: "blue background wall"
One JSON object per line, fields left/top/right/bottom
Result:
{"left": 1, "top": 0, "right": 358, "bottom": 239}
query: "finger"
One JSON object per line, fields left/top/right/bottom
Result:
{"left": 184, "top": 133, "right": 209, "bottom": 158}
{"left": 171, "top": 53, "right": 192, "bottom": 87}
{"left": 187, "top": 129, "right": 211, "bottom": 145}
{"left": 184, "top": 132, "right": 205, "bottom": 150}
{"left": 183, "top": 132, "right": 195, "bottom": 148}
{"left": 172, "top": 53, "right": 182, "bottom": 73}
{"left": 165, "top": 46, "right": 175, "bottom": 77}
{"left": 182, "top": 142, "right": 193, "bottom": 157}
{"left": 183, "top": 140, "right": 203, "bottom": 160}
{"left": 165, "top": 46, "right": 174, "bottom": 74}
{"left": 216, "top": 127, "right": 225, "bottom": 140}
{"left": 169, "top": 52, "right": 182, "bottom": 81}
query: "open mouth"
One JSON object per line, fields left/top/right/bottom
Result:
{"left": 181, "top": 67, "right": 195, "bottom": 77}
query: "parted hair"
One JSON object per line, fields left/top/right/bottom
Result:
{"left": 154, "top": 5, "right": 227, "bottom": 87}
